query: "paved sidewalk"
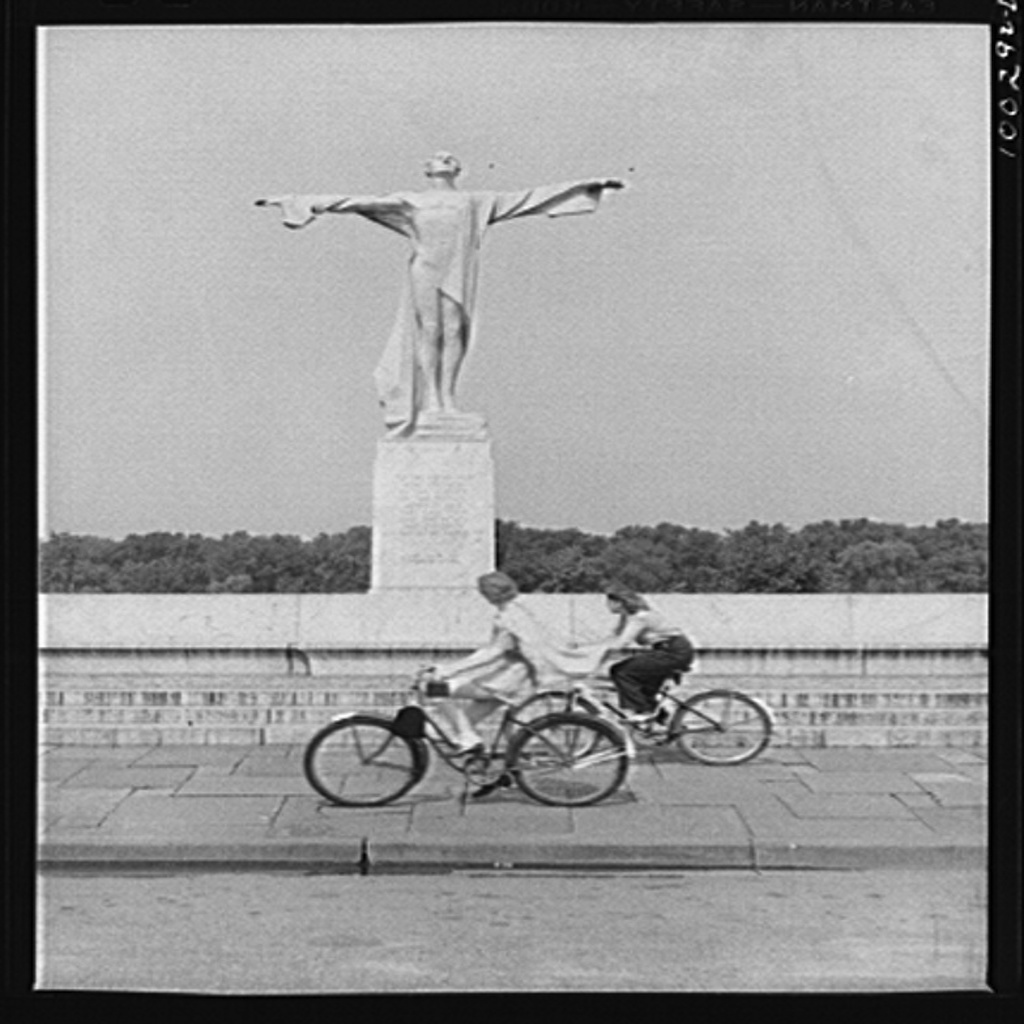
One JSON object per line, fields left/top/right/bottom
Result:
{"left": 38, "top": 743, "right": 988, "bottom": 871}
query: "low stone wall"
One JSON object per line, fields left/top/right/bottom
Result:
{"left": 40, "top": 593, "right": 988, "bottom": 748}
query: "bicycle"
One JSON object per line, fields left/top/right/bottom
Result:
{"left": 302, "top": 668, "right": 631, "bottom": 808}
{"left": 515, "top": 672, "right": 774, "bottom": 766}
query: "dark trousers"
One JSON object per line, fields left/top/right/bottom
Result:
{"left": 609, "top": 640, "right": 694, "bottom": 713}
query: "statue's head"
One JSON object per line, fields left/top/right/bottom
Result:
{"left": 424, "top": 151, "right": 462, "bottom": 182}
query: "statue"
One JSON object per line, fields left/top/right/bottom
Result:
{"left": 256, "top": 153, "right": 625, "bottom": 438}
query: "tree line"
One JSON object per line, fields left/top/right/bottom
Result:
{"left": 39, "top": 518, "right": 987, "bottom": 594}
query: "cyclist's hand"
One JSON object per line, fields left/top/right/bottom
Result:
{"left": 413, "top": 665, "right": 439, "bottom": 688}
{"left": 424, "top": 677, "right": 452, "bottom": 698}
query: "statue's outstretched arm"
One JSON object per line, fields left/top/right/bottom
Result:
{"left": 488, "top": 178, "right": 625, "bottom": 224}
{"left": 255, "top": 193, "right": 407, "bottom": 230}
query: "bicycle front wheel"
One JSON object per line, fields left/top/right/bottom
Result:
{"left": 303, "top": 715, "right": 426, "bottom": 806}
{"left": 508, "top": 712, "right": 629, "bottom": 807}
{"left": 670, "top": 690, "right": 772, "bottom": 766}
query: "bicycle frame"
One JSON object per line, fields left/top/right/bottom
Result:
{"left": 428, "top": 689, "right": 635, "bottom": 768}
{"left": 352, "top": 678, "right": 632, "bottom": 780}
{"left": 548, "top": 678, "right": 773, "bottom": 744}
{"left": 302, "top": 658, "right": 635, "bottom": 808}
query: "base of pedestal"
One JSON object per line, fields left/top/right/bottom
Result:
{"left": 371, "top": 433, "right": 496, "bottom": 591}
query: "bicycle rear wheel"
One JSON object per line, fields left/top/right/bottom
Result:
{"left": 508, "top": 712, "right": 629, "bottom": 807}
{"left": 670, "top": 690, "right": 772, "bottom": 765}
{"left": 303, "top": 715, "right": 426, "bottom": 806}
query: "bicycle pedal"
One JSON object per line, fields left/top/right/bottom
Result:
{"left": 452, "top": 743, "right": 486, "bottom": 759}
{"left": 470, "top": 773, "right": 513, "bottom": 799}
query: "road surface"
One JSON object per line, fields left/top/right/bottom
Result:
{"left": 37, "top": 868, "right": 987, "bottom": 992}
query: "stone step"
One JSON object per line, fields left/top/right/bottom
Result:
{"left": 41, "top": 699, "right": 987, "bottom": 723}
{"left": 40, "top": 721, "right": 988, "bottom": 749}
{"left": 43, "top": 680, "right": 987, "bottom": 705}
{"left": 41, "top": 669, "right": 988, "bottom": 749}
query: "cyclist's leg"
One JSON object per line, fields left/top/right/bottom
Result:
{"left": 608, "top": 657, "right": 648, "bottom": 712}
{"left": 464, "top": 691, "right": 504, "bottom": 731}
{"left": 611, "top": 652, "right": 683, "bottom": 714}
{"left": 430, "top": 681, "right": 503, "bottom": 750}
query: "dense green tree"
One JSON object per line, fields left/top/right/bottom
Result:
{"left": 39, "top": 518, "right": 987, "bottom": 594}
{"left": 834, "top": 539, "right": 922, "bottom": 592}
{"left": 308, "top": 528, "right": 371, "bottom": 592}
{"left": 496, "top": 523, "right": 606, "bottom": 592}
{"left": 717, "top": 522, "right": 827, "bottom": 593}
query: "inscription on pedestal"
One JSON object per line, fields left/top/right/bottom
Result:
{"left": 372, "top": 438, "right": 495, "bottom": 589}
{"left": 396, "top": 474, "right": 472, "bottom": 565}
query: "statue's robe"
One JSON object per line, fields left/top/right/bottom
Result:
{"left": 271, "top": 183, "right": 612, "bottom": 436}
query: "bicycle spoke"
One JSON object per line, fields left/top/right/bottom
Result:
{"left": 353, "top": 728, "right": 402, "bottom": 766}
{"left": 672, "top": 691, "right": 772, "bottom": 766}
{"left": 509, "top": 714, "right": 628, "bottom": 807}
{"left": 303, "top": 716, "right": 423, "bottom": 806}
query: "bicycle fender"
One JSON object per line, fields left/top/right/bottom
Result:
{"left": 618, "top": 726, "right": 638, "bottom": 760}
{"left": 746, "top": 695, "right": 777, "bottom": 725}
{"left": 591, "top": 714, "right": 637, "bottom": 760}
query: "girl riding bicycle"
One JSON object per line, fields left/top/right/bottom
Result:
{"left": 601, "top": 586, "right": 696, "bottom": 723}
{"left": 429, "top": 572, "right": 610, "bottom": 753}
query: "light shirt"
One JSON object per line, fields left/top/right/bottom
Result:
{"left": 445, "top": 598, "right": 609, "bottom": 693}
{"left": 616, "top": 607, "right": 685, "bottom": 648}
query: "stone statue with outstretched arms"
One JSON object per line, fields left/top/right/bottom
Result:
{"left": 257, "top": 152, "right": 625, "bottom": 438}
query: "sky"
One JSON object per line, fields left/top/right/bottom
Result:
{"left": 40, "top": 23, "right": 990, "bottom": 540}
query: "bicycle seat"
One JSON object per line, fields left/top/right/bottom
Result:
{"left": 391, "top": 705, "right": 427, "bottom": 739}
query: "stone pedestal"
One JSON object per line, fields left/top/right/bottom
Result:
{"left": 371, "top": 427, "right": 495, "bottom": 590}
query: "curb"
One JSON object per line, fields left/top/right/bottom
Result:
{"left": 37, "top": 839, "right": 986, "bottom": 872}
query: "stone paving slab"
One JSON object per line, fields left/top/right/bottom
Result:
{"left": 41, "top": 747, "right": 147, "bottom": 763}
{"left": 906, "top": 807, "right": 987, "bottom": 839}
{"left": 37, "top": 743, "right": 989, "bottom": 871}
{"left": 895, "top": 792, "right": 942, "bottom": 809}
{"left": 933, "top": 749, "right": 988, "bottom": 764}
{"left": 40, "top": 788, "right": 133, "bottom": 829}
{"left": 409, "top": 814, "right": 573, "bottom": 839}
{"left": 132, "top": 746, "right": 250, "bottom": 768}
{"left": 628, "top": 766, "right": 779, "bottom": 804}
{"left": 40, "top": 758, "right": 99, "bottom": 783}
{"left": 273, "top": 794, "right": 408, "bottom": 824}
{"left": 188, "top": 764, "right": 242, "bottom": 777}
{"left": 798, "top": 771, "right": 925, "bottom": 794}
{"left": 909, "top": 771, "right": 974, "bottom": 784}
{"left": 59, "top": 766, "right": 197, "bottom": 790}
{"left": 910, "top": 780, "right": 987, "bottom": 808}
{"left": 176, "top": 774, "right": 310, "bottom": 796}
{"left": 98, "top": 793, "right": 283, "bottom": 831}
{"left": 742, "top": 808, "right": 944, "bottom": 840}
{"left": 410, "top": 800, "right": 574, "bottom": 837}
{"left": 797, "top": 750, "right": 960, "bottom": 773}
{"left": 757, "top": 780, "right": 814, "bottom": 801}
{"left": 233, "top": 760, "right": 308, "bottom": 777}
{"left": 755, "top": 748, "right": 811, "bottom": 764}
{"left": 776, "top": 792, "right": 917, "bottom": 819}
{"left": 569, "top": 805, "right": 751, "bottom": 845}
{"left": 270, "top": 815, "right": 411, "bottom": 840}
